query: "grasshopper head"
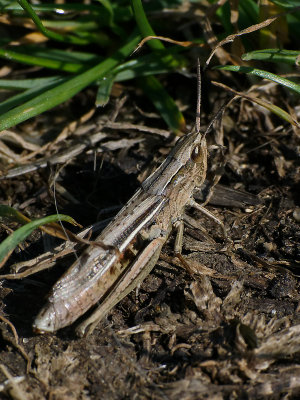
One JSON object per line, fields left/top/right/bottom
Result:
{"left": 33, "top": 302, "right": 59, "bottom": 333}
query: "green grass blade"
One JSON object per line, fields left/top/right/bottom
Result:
{"left": 0, "top": 77, "right": 67, "bottom": 115}
{"left": 0, "top": 50, "right": 185, "bottom": 117}
{"left": 96, "top": 50, "right": 185, "bottom": 106}
{"left": 0, "top": 34, "right": 140, "bottom": 131}
{"left": 0, "top": 213, "right": 76, "bottom": 266}
{"left": 138, "top": 75, "right": 186, "bottom": 134}
{"left": 214, "top": 65, "right": 300, "bottom": 95}
{"left": 131, "top": 0, "right": 165, "bottom": 51}
{"left": 0, "top": 76, "right": 63, "bottom": 90}
{"left": 96, "top": 75, "right": 114, "bottom": 106}
{"left": 0, "top": 47, "right": 88, "bottom": 73}
{"left": 114, "top": 51, "right": 185, "bottom": 81}
{"left": 1, "top": 2, "right": 101, "bottom": 12}
{"left": 17, "top": 0, "right": 90, "bottom": 45}
{"left": 269, "top": 0, "right": 300, "bottom": 7}
{"left": 242, "top": 49, "right": 300, "bottom": 65}
{"left": 0, "top": 205, "right": 31, "bottom": 225}
{"left": 95, "top": 0, "right": 114, "bottom": 25}
{"left": 21, "top": 48, "right": 102, "bottom": 64}
{"left": 131, "top": 0, "right": 185, "bottom": 133}
{"left": 239, "top": 0, "right": 259, "bottom": 28}
{"left": 0, "top": 45, "right": 104, "bottom": 73}
{"left": 215, "top": 2, "right": 232, "bottom": 35}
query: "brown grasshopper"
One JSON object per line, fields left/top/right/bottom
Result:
{"left": 34, "top": 68, "right": 226, "bottom": 337}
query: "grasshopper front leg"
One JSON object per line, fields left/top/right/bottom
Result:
{"left": 76, "top": 236, "right": 166, "bottom": 337}
{"left": 173, "top": 198, "right": 227, "bottom": 257}
{"left": 189, "top": 199, "right": 228, "bottom": 239}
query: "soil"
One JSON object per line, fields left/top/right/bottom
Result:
{"left": 0, "top": 70, "right": 299, "bottom": 400}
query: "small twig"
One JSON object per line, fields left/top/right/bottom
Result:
{"left": 0, "top": 364, "right": 27, "bottom": 400}
{"left": 0, "top": 316, "right": 31, "bottom": 374}
{"left": 212, "top": 81, "right": 300, "bottom": 128}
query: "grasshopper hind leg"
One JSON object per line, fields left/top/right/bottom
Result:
{"left": 76, "top": 237, "right": 166, "bottom": 337}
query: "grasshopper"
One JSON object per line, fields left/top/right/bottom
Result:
{"left": 34, "top": 69, "right": 224, "bottom": 337}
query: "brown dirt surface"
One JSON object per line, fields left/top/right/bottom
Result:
{"left": 0, "top": 66, "right": 299, "bottom": 399}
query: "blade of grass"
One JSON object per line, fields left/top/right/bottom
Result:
{"left": 0, "top": 77, "right": 67, "bottom": 115}
{"left": 0, "top": 213, "right": 77, "bottom": 268}
{"left": 96, "top": 75, "right": 114, "bottom": 106}
{"left": 239, "top": 0, "right": 259, "bottom": 26}
{"left": 114, "top": 50, "right": 185, "bottom": 80}
{"left": 242, "top": 49, "right": 300, "bottom": 65}
{"left": 0, "top": 33, "right": 140, "bottom": 131}
{"left": 42, "top": 20, "right": 110, "bottom": 46}
{"left": 20, "top": 47, "right": 103, "bottom": 64}
{"left": 17, "top": 0, "right": 91, "bottom": 45}
{"left": 2, "top": 2, "right": 101, "bottom": 13}
{"left": 269, "top": 0, "right": 300, "bottom": 7}
{"left": 41, "top": 19, "right": 99, "bottom": 32}
{"left": 1, "top": 47, "right": 185, "bottom": 112}
{"left": 0, "top": 76, "right": 63, "bottom": 91}
{"left": 131, "top": 0, "right": 165, "bottom": 52}
{"left": 96, "top": 50, "right": 185, "bottom": 105}
{"left": 138, "top": 75, "right": 186, "bottom": 134}
{"left": 4, "top": 1, "right": 132, "bottom": 25}
{"left": 214, "top": 65, "right": 300, "bottom": 95}
{"left": 131, "top": 0, "right": 185, "bottom": 133}
{"left": 93, "top": 0, "right": 126, "bottom": 37}
{"left": 0, "top": 204, "right": 81, "bottom": 240}
{"left": 0, "top": 47, "right": 89, "bottom": 73}
{"left": 0, "top": 205, "right": 32, "bottom": 225}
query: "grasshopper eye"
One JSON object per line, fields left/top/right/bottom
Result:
{"left": 191, "top": 144, "right": 203, "bottom": 162}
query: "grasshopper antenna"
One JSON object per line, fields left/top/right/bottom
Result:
{"left": 196, "top": 59, "right": 201, "bottom": 134}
